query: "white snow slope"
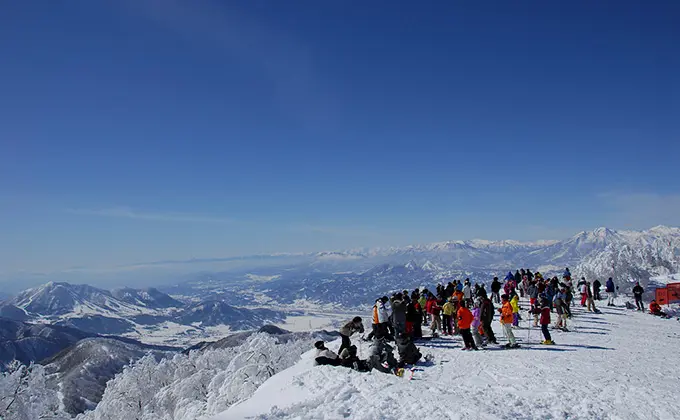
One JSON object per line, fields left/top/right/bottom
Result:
{"left": 215, "top": 299, "right": 680, "bottom": 420}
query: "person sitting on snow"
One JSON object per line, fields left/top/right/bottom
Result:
{"left": 339, "top": 345, "right": 371, "bottom": 372}
{"left": 395, "top": 332, "right": 422, "bottom": 368}
{"left": 314, "top": 341, "right": 341, "bottom": 366}
{"left": 649, "top": 300, "right": 667, "bottom": 317}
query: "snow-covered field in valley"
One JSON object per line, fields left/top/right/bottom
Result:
{"left": 215, "top": 299, "right": 680, "bottom": 420}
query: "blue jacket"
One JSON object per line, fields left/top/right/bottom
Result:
{"left": 553, "top": 291, "right": 567, "bottom": 302}
{"left": 606, "top": 279, "right": 615, "bottom": 292}
{"left": 504, "top": 272, "right": 514, "bottom": 281}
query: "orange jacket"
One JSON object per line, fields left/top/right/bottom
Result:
{"left": 500, "top": 301, "right": 514, "bottom": 324}
{"left": 453, "top": 291, "right": 464, "bottom": 302}
{"left": 457, "top": 307, "right": 474, "bottom": 329}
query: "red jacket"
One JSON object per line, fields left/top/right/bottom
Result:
{"left": 539, "top": 306, "right": 551, "bottom": 325}
{"left": 457, "top": 307, "right": 474, "bottom": 329}
{"left": 650, "top": 302, "right": 662, "bottom": 314}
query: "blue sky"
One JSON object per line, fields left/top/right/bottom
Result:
{"left": 1, "top": 0, "right": 679, "bottom": 278}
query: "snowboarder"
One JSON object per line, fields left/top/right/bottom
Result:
{"left": 633, "top": 282, "right": 645, "bottom": 311}
{"left": 605, "top": 277, "right": 617, "bottom": 306}
{"left": 367, "top": 338, "right": 399, "bottom": 374}
{"left": 339, "top": 316, "right": 364, "bottom": 355}
{"left": 395, "top": 332, "right": 422, "bottom": 367}
{"left": 314, "top": 341, "right": 342, "bottom": 366}
{"left": 457, "top": 300, "right": 478, "bottom": 350}
{"left": 339, "top": 345, "right": 371, "bottom": 372}
{"left": 499, "top": 294, "right": 518, "bottom": 348}
{"left": 491, "top": 277, "right": 502, "bottom": 304}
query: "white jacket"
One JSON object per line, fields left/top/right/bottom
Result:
{"left": 315, "top": 348, "right": 338, "bottom": 363}
{"left": 463, "top": 285, "right": 472, "bottom": 299}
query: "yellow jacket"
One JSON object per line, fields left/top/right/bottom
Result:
{"left": 442, "top": 302, "right": 455, "bottom": 316}
{"left": 511, "top": 296, "right": 520, "bottom": 313}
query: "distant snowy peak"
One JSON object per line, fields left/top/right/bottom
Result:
{"left": 110, "top": 287, "right": 183, "bottom": 309}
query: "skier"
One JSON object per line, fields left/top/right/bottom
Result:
{"left": 457, "top": 300, "right": 478, "bottom": 350}
{"left": 586, "top": 282, "right": 597, "bottom": 312}
{"left": 480, "top": 295, "right": 498, "bottom": 344}
{"left": 593, "top": 279, "right": 602, "bottom": 300}
{"left": 553, "top": 287, "right": 569, "bottom": 331}
{"left": 471, "top": 298, "right": 485, "bottom": 348}
{"left": 498, "top": 294, "right": 519, "bottom": 348}
{"left": 441, "top": 297, "right": 455, "bottom": 336}
{"left": 605, "top": 277, "right": 617, "bottom": 306}
{"left": 579, "top": 279, "right": 588, "bottom": 306}
{"left": 491, "top": 277, "right": 502, "bottom": 304}
{"left": 534, "top": 295, "right": 554, "bottom": 345}
{"left": 633, "top": 282, "right": 645, "bottom": 311}
{"left": 338, "top": 316, "right": 364, "bottom": 355}
{"left": 511, "top": 294, "right": 520, "bottom": 327}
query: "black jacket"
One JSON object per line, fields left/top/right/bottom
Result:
{"left": 491, "top": 280, "right": 502, "bottom": 293}
{"left": 633, "top": 285, "right": 644, "bottom": 297}
{"left": 480, "top": 299, "right": 495, "bottom": 324}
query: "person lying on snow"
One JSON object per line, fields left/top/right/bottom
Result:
{"left": 649, "top": 300, "right": 668, "bottom": 317}
{"left": 314, "top": 341, "right": 371, "bottom": 372}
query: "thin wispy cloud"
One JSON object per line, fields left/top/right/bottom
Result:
{"left": 67, "top": 207, "right": 237, "bottom": 224}
{"left": 599, "top": 192, "right": 680, "bottom": 229}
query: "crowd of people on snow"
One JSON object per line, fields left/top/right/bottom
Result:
{"left": 313, "top": 267, "right": 668, "bottom": 375}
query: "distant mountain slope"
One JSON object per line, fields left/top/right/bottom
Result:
{"left": 0, "top": 318, "right": 94, "bottom": 367}
{"left": 173, "top": 226, "right": 680, "bottom": 306}
{"left": 574, "top": 226, "right": 680, "bottom": 291}
{"left": 177, "top": 300, "right": 285, "bottom": 327}
{"left": 44, "top": 337, "right": 177, "bottom": 415}
{"left": 111, "top": 287, "right": 184, "bottom": 309}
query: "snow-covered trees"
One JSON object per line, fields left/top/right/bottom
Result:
{"left": 77, "top": 333, "right": 317, "bottom": 420}
{"left": 0, "top": 361, "right": 69, "bottom": 420}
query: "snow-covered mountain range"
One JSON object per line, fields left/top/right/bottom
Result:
{"left": 171, "top": 226, "right": 680, "bottom": 307}
{"left": 0, "top": 282, "right": 286, "bottom": 341}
